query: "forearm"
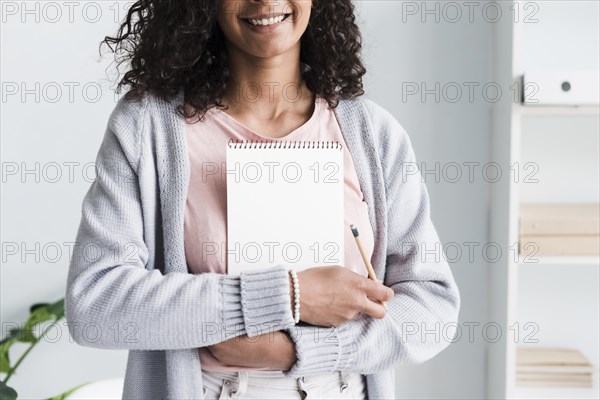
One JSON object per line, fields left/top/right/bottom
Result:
{"left": 208, "top": 331, "right": 297, "bottom": 370}
{"left": 67, "top": 255, "right": 296, "bottom": 350}
{"left": 282, "top": 275, "right": 460, "bottom": 376}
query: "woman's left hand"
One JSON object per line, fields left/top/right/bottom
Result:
{"left": 207, "top": 331, "right": 296, "bottom": 370}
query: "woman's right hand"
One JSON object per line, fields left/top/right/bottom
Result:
{"left": 289, "top": 265, "right": 394, "bottom": 327}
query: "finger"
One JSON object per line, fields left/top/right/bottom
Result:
{"left": 364, "top": 280, "right": 394, "bottom": 301}
{"left": 359, "top": 297, "right": 388, "bottom": 319}
{"left": 367, "top": 296, "right": 387, "bottom": 307}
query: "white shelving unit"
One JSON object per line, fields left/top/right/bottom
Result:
{"left": 518, "top": 256, "right": 600, "bottom": 267}
{"left": 489, "top": 2, "right": 599, "bottom": 399}
{"left": 518, "top": 105, "right": 600, "bottom": 116}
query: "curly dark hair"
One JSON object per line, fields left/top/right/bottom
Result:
{"left": 100, "top": 0, "right": 366, "bottom": 121}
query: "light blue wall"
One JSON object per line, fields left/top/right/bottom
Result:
{"left": 1, "top": 3, "right": 131, "bottom": 398}
{"left": 355, "top": 1, "right": 491, "bottom": 398}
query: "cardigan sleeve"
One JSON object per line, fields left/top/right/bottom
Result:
{"left": 65, "top": 94, "right": 295, "bottom": 351}
{"left": 281, "top": 100, "right": 461, "bottom": 376}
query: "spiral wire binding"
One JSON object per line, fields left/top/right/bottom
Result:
{"left": 228, "top": 138, "right": 342, "bottom": 150}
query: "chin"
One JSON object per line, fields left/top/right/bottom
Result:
{"left": 244, "top": 42, "right": 300, "bottom": 60}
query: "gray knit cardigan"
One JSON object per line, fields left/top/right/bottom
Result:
{"left": 65, "top": 89, "right": 461, "bottom": 399}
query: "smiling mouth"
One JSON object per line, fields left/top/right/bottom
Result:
{"left": 241, "top": 13, "right": 292, "bottom": 27}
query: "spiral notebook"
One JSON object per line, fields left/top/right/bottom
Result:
{"left": 226, "top": 140, "right": 344, "bottom": 276}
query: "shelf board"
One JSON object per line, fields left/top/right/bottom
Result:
{"left": 517, "top": 104, "right": 600, "bottom": 116}
{"left": 518, "top": 256, "right": 600, "bottom": 266}
{"left": 512, "top": 370, "right": 599, "bottom": 400}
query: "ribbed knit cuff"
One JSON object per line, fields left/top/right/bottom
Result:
{"left": 239, "top": 265, "right": 296, "bottom": 337}
{"left": 219, "top": 275, "right": 246, "bottom": 340}
{"left": 281, "top": 321, "right": 358, "bottom": 377}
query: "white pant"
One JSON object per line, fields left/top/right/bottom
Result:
{"left": 201, "top": 369, "right": 367, "bottom": 399}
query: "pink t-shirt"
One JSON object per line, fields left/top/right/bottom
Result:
{"left": 184, "top": 95, "right": 375, "bottom": 372}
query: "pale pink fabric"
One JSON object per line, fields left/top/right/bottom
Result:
{"left": 184, "top": 96, "right": 375, "bottom": 372}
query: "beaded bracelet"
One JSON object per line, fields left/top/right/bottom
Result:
{"left": 289, "top": 269, "right": 300, "bottom": 324}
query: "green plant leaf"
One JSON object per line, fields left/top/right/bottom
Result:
{"left": 0, "top": 381, "right": 18, "bottom": 400}
{"left": 0, "top": 339, "right": 16, "bottom": 373}
{"left": 23, "top": 307, "right": 53, "bottom": 331}
{"left": 0, "top": 297, "right": 70, "bottom": 393}
{"left": 47, "top": 381, "right": 91, "bottom": 400}
{"left": 2, "top": 327, "right": 36, "bottom": 345}
{"left": 46, "top": 298, "right": 65, "bottom": 320}
{"left": 23, "top": 299, "right": 64, "bottom": 333}
{"left": 0, "top": 327, "right": 23, "bottom": 345}
{"left": 16, "top": 328, "right": 36, "bottom": 344}
{"left": 30, "top": 302, "right": 49, "bottom": 314}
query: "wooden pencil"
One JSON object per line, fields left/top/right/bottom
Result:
{"left": 350, "top": 224, "right": 388, "bottom": 309}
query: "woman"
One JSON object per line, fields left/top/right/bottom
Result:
{"left": 65, "top": 0, "right": 461, "bottom": 399}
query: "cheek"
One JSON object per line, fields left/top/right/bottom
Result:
{"left": 217, "top": 2, "right": 241, "bottom": 36}
{"left": 289, "top": 3, "right": 312, "bottom": 39}
{"left": 293, "top": 2, "right": 311, "bottom": 24}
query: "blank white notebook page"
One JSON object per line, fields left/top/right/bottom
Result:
{"left": 226, "top": 141, "right": 344, "bottom": 276}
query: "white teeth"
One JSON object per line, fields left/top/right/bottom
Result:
{"left": 248, "top": 15, "right": 285, "bottom": 26}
